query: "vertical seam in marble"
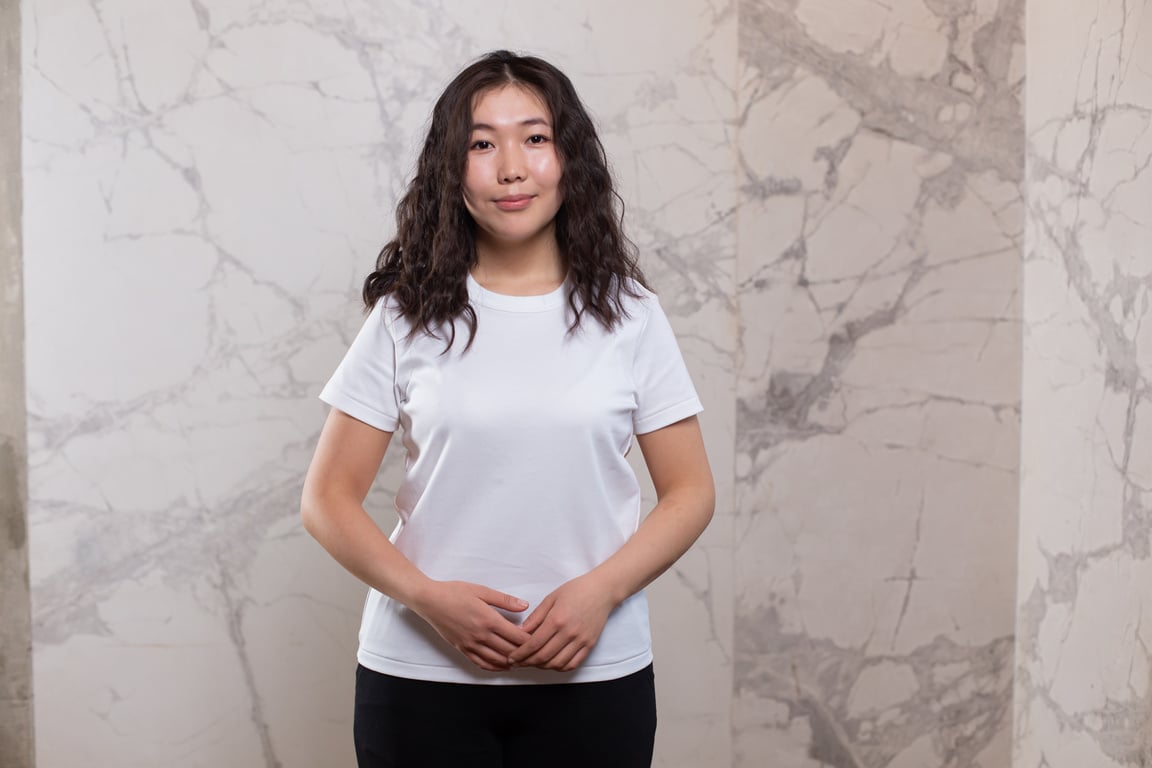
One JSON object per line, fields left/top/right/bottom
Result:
{"left": 0, "top": 0, "right": 34, "bottom": 765}
{"left": 729, "top": 1, "right": 744, "bottom": 758}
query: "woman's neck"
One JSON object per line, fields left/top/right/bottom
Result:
{"left": 472, "top": 232, "right": 565, "bottom": 296}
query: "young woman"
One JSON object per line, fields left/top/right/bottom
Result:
{"left": 301, "top": 50, "right": 714, "bottom": 768}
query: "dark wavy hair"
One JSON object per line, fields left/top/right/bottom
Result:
{"left": 363, "top": 50, "right": 649, "bottom": 350}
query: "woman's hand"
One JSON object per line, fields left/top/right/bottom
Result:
{"left": 508, "top": 574, "right": 618, "bottom": 672}
{"left": 410, "top": 581, "right": 532, "bottom": 672}
{"left": 508, "top": 416, "right": 713, "bottom": 673}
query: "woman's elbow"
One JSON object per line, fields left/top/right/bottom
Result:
{"left": 698, "top": 482, "right": 716, "bottom": 529}
{"left": 299, "top": 484, "right": 327, "bottom": 539}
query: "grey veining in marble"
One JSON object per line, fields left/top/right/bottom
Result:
{"left": 30, "top": 0, "right": 1152, "bottom": 764}
{"left": 735, "top": 0, "right": 1023, "bottom": 765}
{"left": 22, "top": 1, "right": 735, "bottom": 766}
{"left": 1015, "top": 1, "right": 1152, "bottom": 766}
{"left": 1, "top": 0, "right": 33, "bottom": 765}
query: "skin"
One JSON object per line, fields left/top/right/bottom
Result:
{"left": 462, "top": 84, "right": 565, "bottom": 294}
{"left": 301, "top": 84, "right": 715, "bottom": 673}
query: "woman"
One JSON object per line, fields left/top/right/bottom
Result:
{"left": 301, "top": 50, "right": 714, "bottom": 768}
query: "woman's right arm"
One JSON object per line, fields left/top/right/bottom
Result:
{"left": 300, "top": 408, "right": 531, "bottom": 671}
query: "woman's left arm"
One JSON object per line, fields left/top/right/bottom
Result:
{"left": 509, "top": 415, "right": 715, "bottom": 671}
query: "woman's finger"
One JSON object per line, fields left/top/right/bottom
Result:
{"left": 561, "top": 646, "right": 591, "bottom": 672}
{"left": 489, "top": 617, "right": 532, "bottom": 647}
{"left": 508, "top": 622, "right": 556, "bottom": 664}
{"left": 518, "top": 631, "right": 569, "bottom": 668}
{"left": 475, "top": 585, "right": 529, "bottom": 614}
{"left": 544, "top": 641, "right": 583, "bottom": 671}
{"left": 481, "top": 633, "right": 520, "bottom": 658}
{"left": 520, "top": 595, "right": 554, "bottom": 634}
{"left": 468, "top": 644, "right": 513, "bottom": 670}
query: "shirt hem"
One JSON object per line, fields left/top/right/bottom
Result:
{"left": 355, "top": 646, "right": 654, "bottom": 685}
{"left": 319, "top": 390, "right": 399, "bottom": 433}
{"left": 634, "top": 396, "right": 703, "bottom": 435}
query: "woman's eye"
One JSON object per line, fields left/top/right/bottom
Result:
{"left": 470, "top": 140, "right": 493, "bottom": 150}
{"left": 527, "top": 134, "right": 550, "bottom": 144}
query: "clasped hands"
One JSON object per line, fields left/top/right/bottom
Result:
{"left": 412, "top": 573, "right": 617, "bottom": 673}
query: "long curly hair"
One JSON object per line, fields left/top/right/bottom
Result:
{"left": 363, "top": 50, "right": 649, "bottom": 350}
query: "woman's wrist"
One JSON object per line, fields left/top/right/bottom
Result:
{"left": 582, "top": 566, "right": 630, "bottom": 608}
{"left": 395, "top": 572, "right": 438, "bottom": 616}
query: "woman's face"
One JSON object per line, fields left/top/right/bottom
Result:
{"left": 462, "top": 84, "right": 563, "bottom": 253}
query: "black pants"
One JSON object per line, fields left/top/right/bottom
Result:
{"left": 353, "top": 664, "right": 656, "bottom": 768}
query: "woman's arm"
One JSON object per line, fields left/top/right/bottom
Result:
{"left": 509, "top": 414, "right": 715, "bottom": 670}
{"left": 301, "top": 408, "right": 531, "bottom": 671}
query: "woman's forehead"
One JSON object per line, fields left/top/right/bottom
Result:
{"left": 471, "top": 84, "right": 552, "bottom": 126}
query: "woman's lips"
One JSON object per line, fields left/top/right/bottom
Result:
{"left": 495, "top": 195, "right": 534, "bottom": 211}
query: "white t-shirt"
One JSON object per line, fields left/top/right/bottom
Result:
{"left": 319, "top": 273, "right": 703, "bottom": 684}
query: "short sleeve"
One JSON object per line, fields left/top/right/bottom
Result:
{"left": 632, "top": 296, "right": 704, "bottom": 434}
{"left": 319, "top": 299, "right": 401, "bottom": 432}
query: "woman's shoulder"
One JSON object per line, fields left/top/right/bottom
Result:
{"left": 363, "top": 292, "right": 410, "bottom": 340}
{"left": 615, "top": 276, "right": 662, "bottom": 321}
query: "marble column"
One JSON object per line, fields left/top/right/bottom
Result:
{"left": 21, "top": 1, "right": 735, "bottom": 766}
{"left": 1014, "top": 1, "right": 1152, "bottom": 766}
{"left": 1, "top": 0, "right": 34, "bottom": 765}
{"left": 734, "top": 1, "right": 1024, "bottom": 766}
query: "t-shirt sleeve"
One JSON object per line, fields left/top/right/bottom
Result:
{"left": 318, "top": 300, "right": 401, "bottom": 432}
{"left": 632, "top": 296, "right": 704, "bottom": 435}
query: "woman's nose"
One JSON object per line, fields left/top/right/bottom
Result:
{"left": 499, "top": 149, "right": 526, "bottom": 183}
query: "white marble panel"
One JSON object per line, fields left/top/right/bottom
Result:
{"left": 1, "top": 2, "right": 33, "bottom": 765}
{"left": 23, "top": 1, "right": 736, "bottom": 765}
{"left": 735, "top": 0, "right": 1023, "bottom": 765}
{"left": 1015, "top": 1, "right": 1152, "bottom": 766}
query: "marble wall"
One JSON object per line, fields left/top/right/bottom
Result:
{"left": 25, "top": 0, "right": 1148, "bottom": 767}
{"left": 2, "top": 1, "right": 34, "bottom": 767}
{"left": 1014, "top": 2, "right": 1152, "bottom": 767}
{"left": 734, "top": 0, "right": 1024, "bottom": 765}
{"left": 21, "top": 1, "right": 735, "bottom": 766}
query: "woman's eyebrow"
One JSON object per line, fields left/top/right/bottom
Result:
{"left": 470, "top": 117, "right": 551, "bottom": 131}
